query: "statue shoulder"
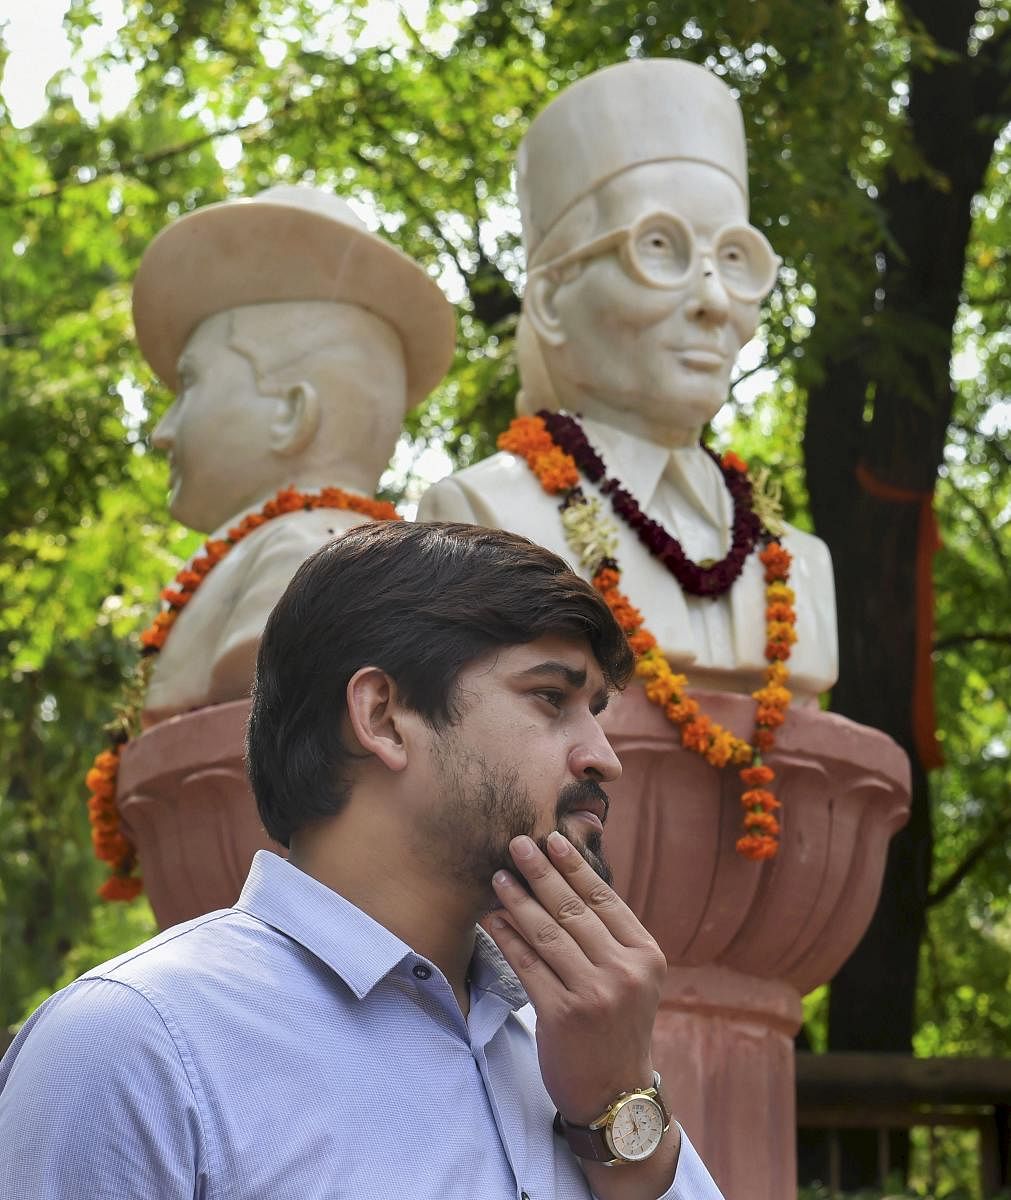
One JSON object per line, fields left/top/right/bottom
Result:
{"left": 229, "top": 507, "right": 364, "bottom": 568}
{"left": 143, "top": 509, "right": 375, "bottom": 725}
{"left": 418, "top": 452, "right": 540, "bottom": 524}
{"left": 213, "top": 508, "right": 371, "bottom": 633}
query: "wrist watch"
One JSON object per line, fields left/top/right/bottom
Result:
{"left": 553, "top": 1071, "right": 672, "bottom": 1166}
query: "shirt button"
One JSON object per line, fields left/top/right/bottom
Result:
{"left": 412, "top": 963, "right": 432, "bottom": 980}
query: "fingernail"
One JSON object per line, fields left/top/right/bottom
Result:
{"left": 490, "top": 915, "right": 507, "bottom": 930}
{"left": 511, "top": 835, "right": 536, "bottom": 859}
{"left": 493, "top": 870, "right": 513, "bottom": 887}
{"left": 547, "top": 830, "right": 571, "bottom": 854}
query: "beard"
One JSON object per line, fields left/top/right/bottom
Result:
{"left": 423, "top": 734, "right": 613, "bottom": 899}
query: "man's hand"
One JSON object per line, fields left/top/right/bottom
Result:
{"left": 484, "top": 830, "right": 668, "bottom": 1127}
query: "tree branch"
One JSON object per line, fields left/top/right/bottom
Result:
{"left": 396, "top": 12, "right": 485, "bottom": 227}
{"left": 934, "top": 631, "right": 1011, "bottom": 652}
{"left": 941, "top": 473, "right": 1011, "bottom": 583}
{"left": 729, "top": 343, "right": 794, "bottom": 394}
{"left": 0, "top": 109, "right": 286, "bottom": 209}
{"left": 963, "top": 291, "right": 1011, "bottom": 307}
{"left": 923, "top": 911, "right": 947, "bottom": 1023}
{"left": 946, "top": 419, "right": 1011, "bottom": 469}
{"left": 927, "top": 807, "right": 1011, "bottom": 908}
{"left": 344, "top": 127, "right": 472, "bottom": 285}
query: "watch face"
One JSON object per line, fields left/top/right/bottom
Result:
{"left": 608, "top": 1095, "right": 665, "bottom": 1162}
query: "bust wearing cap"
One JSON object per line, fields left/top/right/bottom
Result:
{"left": 135, "top": 184, "right": 455, "bottom": 726}
{"left": 420, "top": 59, "right": 837, "bottom": 700}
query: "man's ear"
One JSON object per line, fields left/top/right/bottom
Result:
{"left": 523, "top": 272, "right": 568, "bottom": 348}
{"left": 270, "top": 382, "right": 320, "bottom": 457}
{"left": 345, "top": 667, "right": 409, "bottom": 774}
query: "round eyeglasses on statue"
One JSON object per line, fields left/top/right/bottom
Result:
{"left": 532, "top": 211, "right": 782, "bottom": 304}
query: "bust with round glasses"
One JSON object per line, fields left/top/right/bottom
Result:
{"left": 420, "top": 58, "right": 837, "bottom": 701}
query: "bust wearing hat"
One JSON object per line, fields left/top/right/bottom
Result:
{"left": 420, "top": 59, "right": 837, "bottom": 701}
{"left": 136, "top": 184, "right": 455, "bottom": 726}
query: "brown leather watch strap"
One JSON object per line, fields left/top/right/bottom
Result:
{"left": 552, "top": 1111, "right": 615, "bottom": 1162}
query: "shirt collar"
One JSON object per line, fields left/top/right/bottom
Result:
{"left": 580, "top": 415, "right": 671, "bottom": 506}
{"left": 235, "top": 850, "right": 528, "bottom": 1009}
{"left": 470, "top": 925, "right": 528, "bottom": 1009}
{"left": 235, "top": 850, "right": 413, "bottom": 998}
{"left": 579, "top": 414, "right": 723, "bottom": 526}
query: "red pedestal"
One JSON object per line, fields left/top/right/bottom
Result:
{"left": 600, "top": 687, "right": 911, "bottom": 1199}
{"left": 117, "top": 700, "right": 281, "bottom": 928}
{"left": 118, "top": 687, "right": 910, "bottom": 1200}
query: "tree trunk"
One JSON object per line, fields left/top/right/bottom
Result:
{"left": 798, "top": 0, "right": 1005, "bottom": 1186}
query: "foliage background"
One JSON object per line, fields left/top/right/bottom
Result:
{"left": 1, "top": 0, "right": 1008, "bottom": 1194}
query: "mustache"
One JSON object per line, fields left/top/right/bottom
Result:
{"left": 556, "top": 779, "right": 610, "bottom": 824}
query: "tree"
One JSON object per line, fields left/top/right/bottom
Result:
{"left": 1, "top": 2, "right": 1007, "bottom": 1189}
{"left": 792, "top": 0, "right": 1011, "bottom": 1183}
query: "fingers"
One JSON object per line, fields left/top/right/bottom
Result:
{"left": 487, "top": 833, "right": 664, "bottom": 995}
{"left": 496, "top": 835, "right": 613, "bottom": 968}
{"left": 484, "top": 909, "right": 566, "bottom": 1011}
{"left": 488, "top": 862, "right": 589, "bottom": 997}
{"left": 515, "top": 831, "right": 656, "bottom": 951}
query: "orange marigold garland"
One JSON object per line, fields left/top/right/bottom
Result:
{"left": 86, "top": 743, "right": 141, "bottom": 901}
{"left": 500, "top": 414, "right": 796, "bottom": 861}
{"left": 86, "top": 485, "right": 400, "bottom": 900}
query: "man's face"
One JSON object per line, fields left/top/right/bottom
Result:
{"left": 537, "top": 161, "right": 766, "bottom": 438}
{"left": 415, "top": 634, "right": 622, "bottom": 898}
{"left": 151, "top": 310, "right": 278, "bottom": 533}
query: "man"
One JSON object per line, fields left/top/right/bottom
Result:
{"left": 0, "top": 521, "right": 723, "bottom": 1199}
{"left": 133, "top": 183, "right": 455, "bottom": 725}
{"left": 420, "top": 59, "right": 837, "bottom": 702}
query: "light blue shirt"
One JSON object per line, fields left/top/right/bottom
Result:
{"left": 0, "top": 850, "right": 723, "bottom": 1199}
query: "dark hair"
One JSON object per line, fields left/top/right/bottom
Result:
{"left": 246, "top": 520, "right": 633, "bottom": 846}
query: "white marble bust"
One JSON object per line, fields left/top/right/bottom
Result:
{"left": 419, "top": 60, "right": 837, "bottom": 701}
{"left": 132, "top": 185, "right": 455, "bottom": 726}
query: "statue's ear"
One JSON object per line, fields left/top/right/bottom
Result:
{"left": 270, "top": 382, "right": 319, "bottom": 457}
{"left": 524, "top": 271, "right": 568, "bottom": 348}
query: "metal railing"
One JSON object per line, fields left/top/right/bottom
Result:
{"left": 797, "top": 1052, "right": 1011, "bottom": 1197}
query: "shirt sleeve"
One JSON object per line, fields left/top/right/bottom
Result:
{"left": 0, "top": 977, "right": 206, "bottom": 1199}
{"left": 665, "top": 1125, "right": 725, "bottom": 1200}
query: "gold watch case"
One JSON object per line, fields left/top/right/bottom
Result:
{"left": 602, "top": 1089, "right": 666, "bottom": 1161}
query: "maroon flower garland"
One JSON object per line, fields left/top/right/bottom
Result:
{"left": 541, "top": 411, "right": 763, "bottom": 598}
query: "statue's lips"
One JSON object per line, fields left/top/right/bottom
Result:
{"left": 673, "top": 348, "right": 725, "bottom": 371}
